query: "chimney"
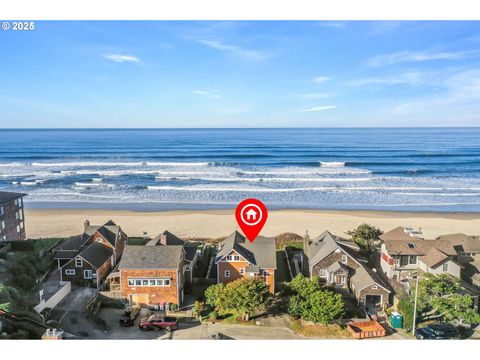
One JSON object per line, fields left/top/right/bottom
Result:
{"left": 84, "top": 219, "right": 90, "bottom": 232}
{"left": 303, "top": 230, "right": 310, "bottom": 257}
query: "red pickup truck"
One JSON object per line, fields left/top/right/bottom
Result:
{"left": 138, "top": 313, "right": 179, "bottom": 332}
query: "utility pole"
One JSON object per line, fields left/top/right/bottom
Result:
{"left": 412, "top": 273, "right": 419, "bottom": 336}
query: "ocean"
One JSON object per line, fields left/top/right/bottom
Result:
{"left": 0, "top": 128, "right": 480, "bottom": 212}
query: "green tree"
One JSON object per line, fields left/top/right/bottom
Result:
{"left": 204, "top": 283, "right": 225, "bottom": 309}
{"left": 225, "top": 278, "right": 270, "bottom": 320}
{"left": 398, "top": 273, "right": 480, "bottom": 328}
{"left": 285, "top": 274, "right": 345, "bottom": 324}
{"left": 205, "top": 278, "right": 270, "bottom": 320}
{"left": 0, "top": 283, "right": 11, "bottom": 312}
{"left": 347, "top": 224, "right": 383, "bottom": 252}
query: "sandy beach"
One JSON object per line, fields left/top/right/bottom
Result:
{"left": 24, "top": 208, "right": 480, "bottom": 240}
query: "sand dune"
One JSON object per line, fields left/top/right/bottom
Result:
{"left": 24, "top": 208, "right": 480, "bottom": 240}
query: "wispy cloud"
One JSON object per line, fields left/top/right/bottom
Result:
{"left": 349, "top": 71, "right": 425, "bottom": 87}
{"left": 300, "top": 105, "right": 336, "bottom": 112}
{"left": 367, "top": 49, "right": 480, "bottom": 67}
{"left": 102, "top": 53, "right": 140, "bottom": 63}
{"left": 312, "top": 76, "right": 330, "bottom": 84}
{"left": 197, "top": 39, "right": 266, "bottom": 60}
{"left": 192, "top": 90, "right": 222, "bottom": 99}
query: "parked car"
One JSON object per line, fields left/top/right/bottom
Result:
{"left": 415, "top": 323, "right": 460, "bottom": 340}
{"left": 138, "top": 313, "right": 179, "bottom": 332}
{"left": 119, "top": 306, "right": 140, "bottom": 327}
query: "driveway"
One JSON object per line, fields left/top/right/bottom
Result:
{"left": 49, "top": 286, "right": 103, "bottom": 339}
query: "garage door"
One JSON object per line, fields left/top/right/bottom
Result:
{"left": 130, "top": 294, "right": 149, "bottom": 307}
{"left": 365, "top": 294, "right": 382, "bottom": 308}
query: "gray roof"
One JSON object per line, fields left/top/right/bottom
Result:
{"left": 78, "top": 242, "right": 113, "bottom": 268}
{"left": 308, "top": 231, "right": 360, "bottom": 270}
{"left": 85, "top": 223, "right": 122, "bottom": 247}
{"left": 184, "top": 246, "right": 197, "bottom": 262}
{"left": 119, "top": 245, "right": 184, "bottom": 270}
{"left": 350, "top": 266, "right": 390, "bottom": 295}
{"left": 326, "top": 261, "right": 348, "bottom": 274}
{"left": 151, "top": 230, "right": 186, "bottom": 246}
{"left": 245, "top": 264, "right": 260, "bottom": 273}
{"left": 216, "top": 231, "right": 277, "bottom": 269}
{"left": 54, "top": 234, "right": 90, "bottom": 253}
{"left": 0, "top": 191, "right": 26, "bottom": 205}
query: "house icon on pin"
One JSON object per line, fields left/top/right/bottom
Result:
{"left": 245, "top": 208, "right": 258, "bottom": 221}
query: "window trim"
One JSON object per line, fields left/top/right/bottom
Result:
{"left": 341, "top": 254, "right": 348, "bottom": 264}
{"left": 224, "top": 270, "right": 231, "bottom": 278}
{"left": 84, "top": 270, "right": 93, "bottom": 279}
{"left": 65, "top": 269, "right": 75, "bottom": 275}
{"left": 127, "top": 278, "right": 171, "bottom": 287}
{"left": 75, "top": 258, "right": 83, "bottom": 267}
{"left": 240, "top": 268, "right": 245, "bottom": 275}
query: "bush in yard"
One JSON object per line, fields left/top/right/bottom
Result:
{"left": 397, "top": 297, "right": 415, "bottom": 331}
{"left": 285, "top": 274, "right": 345, "bottom": 324}
{"left": 210, "top": 310, "right": 218, "bottom": 320}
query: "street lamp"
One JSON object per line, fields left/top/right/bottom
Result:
{"left": 411, "top": 272, "right": 420, "bottom": 336}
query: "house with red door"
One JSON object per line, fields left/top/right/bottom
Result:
{"left": 215, "top": 231, "right": 277, "bottom": 293}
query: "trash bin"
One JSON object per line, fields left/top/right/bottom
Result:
{"left": 390, "top": 311, "right": 403, "bottom": 329}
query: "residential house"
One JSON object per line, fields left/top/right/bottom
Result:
{"left": 146, "top": 230, "right": 198, "bottom": 283}
{"left": 307, "top": 230, "right": 391, "bottom": 309}
{"left": 0, "top": 191, "right": 27, "bottom": 242}
{"left": 215, "top": 231, "right": 277, "bottom": 293}
{"left": 380, "top": 227, "right": 462, "bottom": 281}
{"left": 55, "top": 220, "right": 127, "bottom": 287}
{"left": 119, "top": 245, "right": 185, "bottom": 307}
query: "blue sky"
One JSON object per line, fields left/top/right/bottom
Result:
{"left": 1, "top": 21, "right": 480, "bottom": 128}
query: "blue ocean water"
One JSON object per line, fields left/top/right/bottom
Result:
{"left": 0, "top": 128, "right": 480, "bottom": 212}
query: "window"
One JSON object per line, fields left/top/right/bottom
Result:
{"left": 16, "top": 225, "right": 20, "bottom": 233}
{"left": 319, "top": 269, "right": 328, "bottom": 278}
{"left": 442, "top": 262, "right": 449, "bottom": 272}
{"left": 409, "top": 255, "right": 418, "bottom": 264}
{"left": 65, "top": 269, "right": 75, "bottom": 275}
{"left": 1, "top": 221, "right": 5, "bottom": 229}
{"left": 224, "top": 270, "right": 231, "bottom": 278}
{"left": 263, "top": 270, "right": 269, "bottom": 276}
{"left": 15, "top": 212, "right": 19, "bottom": 220}
{"left": 127, "top": 278, "right": 171, "bottom": 287}
{"left": 0, "top": 206, "right": 4, "bottom": 216}
{"left": 240, "top": 268, "right": 245, "bottom": 275}
{"left": 341, "top": 254, "right": 348, "bottom": 264}
{"left": 407, "top": 243, "right": 416, "bottom": 249}
{"left": 233, "top": 255, "right": 240, "bottom": 261}
{"left": 226, "top": 255, "right": 233, "bottom": 261}
{"left": 84, "top": 270, "right": 92, "bottom": 279}
{"left": 75, "top": 258, "right": 83, "bottom": 267}
{"left": 184, "top": 265, "right": 191, "bottom": 272}
{"left": 371, "top": 285, "right": 378, "bottom": 289}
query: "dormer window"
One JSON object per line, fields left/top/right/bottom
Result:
{"left": 341, "top": 255, "right": 348, "bottom": 264}
{"left": 407, "top": 243, "right": 416, "bottom": 249}
{"left": 226, "top": 255, "right": 233, "bottom": 261}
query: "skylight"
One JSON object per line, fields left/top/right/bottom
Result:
{"left": 407, "top": 243, "right": 416, "bottom": 249}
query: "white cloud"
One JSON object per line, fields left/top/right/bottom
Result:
{"left": 192, "top": 90, "right": 222, "bottom": 99}
{"left": 300, "top": 105, "right": 337, "bottom": 112}
{"left": 312, "top": 76, "right": 330, "bottom": 84}
{"left": 367, "top": 50, "right": 480, "bottom": 67}
{"left": 102, "top": 54, "right": 140, "bottom": 63}
{"left": 197, "top": 39, "right": 265, "bottom": 60}
{"left": 319, "top": 22, "right": 346, "bottom": 29}
{"left": 349, "top": 71, "right": 425, "bottom": 87}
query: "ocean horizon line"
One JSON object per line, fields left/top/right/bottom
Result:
{"left": 1, "top": 126, "right": 480, "bottom": 131}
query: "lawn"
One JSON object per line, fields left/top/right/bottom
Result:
{"left": 289, "top": 319, "right": 351, "bottom": 338}
{"left": 127, "top": 237, "right": 150, "bottom": 245}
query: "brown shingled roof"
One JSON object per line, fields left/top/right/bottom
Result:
{"left": 418, "top": 248, "right": 449, "bottom": 268}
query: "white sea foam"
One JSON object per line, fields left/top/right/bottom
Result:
{"left": 31, "top": 161, "right": 210, "bottom": 167}
{"left": 320, "top": 161, "right": 346, "bottom": 167}
{"left": 74, "top": 182, "right": 115, "bottom": 188}
{"left": 154, "top": 176, "right": 373, "bottom": 183}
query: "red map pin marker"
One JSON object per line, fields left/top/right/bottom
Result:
{"left": 235, "top": 198, "right": 268, "bottom": 243}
